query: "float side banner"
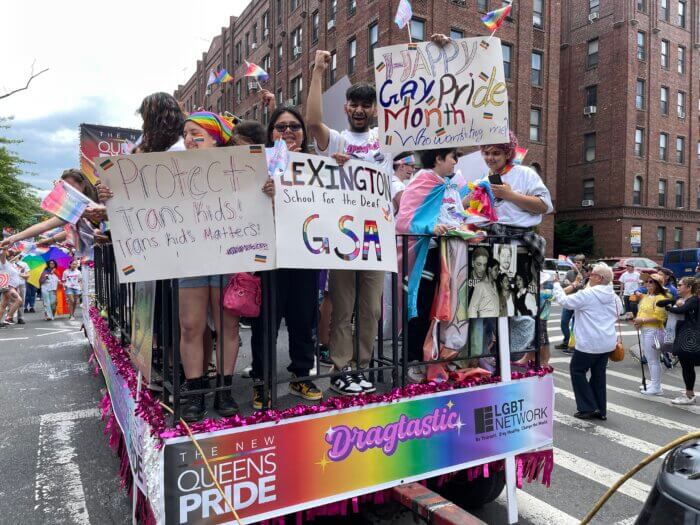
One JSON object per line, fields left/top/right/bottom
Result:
{"left": 96, "top": 146, "right": 276, "bottom": 283}
{"left": 129, "top": 281, "right": 156, "bottom": 383}
{"left": 80, "top": 123, "right": 141, "bottom": 185}
{"left": 162, "top": 376, "right": 554, "bottom": 525}
{"left": 274, "top": 152, "right": 397, "bottom": 272}
{"left": 373, "top": 37, "right": 509, "bottom": 152}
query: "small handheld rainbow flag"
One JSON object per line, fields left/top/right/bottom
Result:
{"left": 481, "top": 4, "right": 512, "bottom": 32}
{"left": 215, "top": 68, "right": 233, "bottom": 84}
{"left": 513, "top": 146, "right": 528, "bottom": 165}
{"left": 244, "top": 61, "right": 269, "bottom": 83}
{"left": 40, "top": 180, "right": 95, "bottom": 225}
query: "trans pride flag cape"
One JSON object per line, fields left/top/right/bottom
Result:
{"left": 396, "top": 170, "right": 471, "bottom": 319}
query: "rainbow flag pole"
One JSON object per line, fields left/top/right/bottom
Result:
{"left": 482, "top": 3, "right": 513, "bottom": 43}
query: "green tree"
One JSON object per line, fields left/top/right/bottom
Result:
{"left": 0, "top": 117, "right": 41, "bottom": 229}
{"left": 554, "top": 219, "right": 594, "bottom": 257}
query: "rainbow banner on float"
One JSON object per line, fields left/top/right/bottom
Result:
{"left": 161, "top": 375, "right": 554, "bottom": 524}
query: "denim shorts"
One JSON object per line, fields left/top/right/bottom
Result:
{"left": 178, "top": 275, "right": 230, "bottom": 288}
{"left": 64, "top": 287, "right": 81, "bottom": 296}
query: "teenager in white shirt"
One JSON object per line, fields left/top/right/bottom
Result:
{"left": 62, "top": 259, "right": 82, "bottom": 321}
{"left": 619, "top": 263, "right": 641, "bottom": 319}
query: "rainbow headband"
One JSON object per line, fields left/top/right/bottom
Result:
{"left": 394, "top": 155, "right": 415, "bottom": 166}
{"left": 186, "top": 111, "right": 234, "bottom": 145}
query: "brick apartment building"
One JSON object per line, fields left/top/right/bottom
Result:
{"left": 559, "top": 0, "right": 700, "bottom": 261}
{"left": 174, "top": 0, "right": 562, "bottom": 248}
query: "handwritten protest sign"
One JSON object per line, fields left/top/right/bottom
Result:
{"left": 96, "top": 146, "right": 276, "bottom": 283}
{"left": 373, "top": 37, "right": 509, "bottom": 152}
{"left": 274, "top": 153, "right": 397, "bottom": 272}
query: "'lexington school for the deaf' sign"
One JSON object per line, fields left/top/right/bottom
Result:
{"left": 374, "top": 37, "right": 510, "bottom": 152}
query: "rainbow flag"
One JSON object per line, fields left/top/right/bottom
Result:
{"left": 481, "top": 4, "right": 512, "bottom": 32}
{"left": 40, "top": 180, "right": 95, "bottom": 225}
{"left": 244, "top": 61, "right": 269, "bottom": 82}
{"left": 215, "top": 68, "right": 233, "bottom": 84}
{"left": 513, "top": 146, "right": 528, "bottom": 165}
{"left": 394, "top": 0, "right": 413, "bottom": 29}
{"left": 254, "top": 254, "right": 267, "bottom": 263}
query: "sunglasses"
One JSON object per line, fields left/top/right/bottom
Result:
{"left": 274, "top": 123, "right": 303, "bottom": 132}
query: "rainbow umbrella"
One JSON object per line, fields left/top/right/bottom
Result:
{"left": 22, "top": 246, "right": 73, "bottom": 287}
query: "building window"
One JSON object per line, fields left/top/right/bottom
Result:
{"left": 245, "top": 33, "right": 250, "bottom": 57}
{"left": 276, "top": 88, "right": 283, "bottom": 105}
{"left": 235, "top": 42, "right": 242, "bottom": 65}
{"left": 657, "top": 226, "right": 666, "bottom": 254}
{"left": 312, "top": 11, "right": 319, "bottom": 43}
{"left": 329, "top": 50, "right": 337, "bottom": 85}
{"left": 584, "top": 132, "right": 596, "bottom": 161}
{"left": 533, "top": 0, "right": 543, "bottom": 28}
{"left": 477, "top": 0, "right": 488, "bottom": 11}
{"left": 530, "top": 108, "right": 541, "bottom": 142}
{"left": 589, "top": 0, "right": 599, "bottom": 13}
{"left": 235, "top": 80, "right": 242, "bottom": 102}
{"left": 585, "top": 84, "right": 597, "bottom": 106}
{"left": 583, "top": 179, "right": 595, "bottom": 201}
{"left": 277, "top": 44, "right": 283, "bottom": 71}
{"left": 587, "top": 39, "right": 599, "bottom": 68}
{"left": 660, "top": 0, "right": 668, "bottom": 21}
{"left": 637, "top": 0, "right": 646, "bottom": 12}
{"left": 636, "top": 79, "right": 645, "bottom": 109}
{"left": 410, "top": 18, "right": 425, "bottom": 42}
{"left": 676, "top": 136, "right": 685, "bottom": 163}
{"left": 451, "top": 29, "right": 464, "bottom": 40}
{"left": 502, "top": 43, "right": 512, "bottom": 79}
{"left": 660, "top": 133, "right": 668, "bottom": 160}
{"left": 368, "top": 22, "right": 378, "bottom": 63}
{"left": 697, "top": 184, "right": 700, "bottom": 208}
{"left": 290, "top": 75, "right": 303, "bottom": 104}
{"left": 678, "top": 0, "right": 686, "bottom": 28}
{"left": 675, "top": 181, "right": 685, "bottom": 208}
{"left": 659, "top": 179, "right": 667, "bottom": 207}
{"left": 632, "top": 226, "right": 642, "bottom": 254}
{"left": 253, "top": 24, "right": 258, "bottom": 45}
{"left": 633, "top": 176, "right": 643, "bottom": 205}
{"left": 637, "top": 31, "right": 646, "bottom": 60}
{"left": 661, "top": 40, "right": 669, "bottom": 68}
{"left": 290, "top": 0, "right": 298, "bottom": 12}
{"left": 252, "top": 105, "right": 258, "bottom": 121}
{"left": 290, "top": 27, "right": 303, "bottom": 60}
{"left": 348, "top": 0, "right": 356, "bottom": 16}
{"left": 328, "top": 0, "right": 337, "bottom": 23}
{"left": 263, "top": 11, "right": 270, "bottom": 39}
{"left": 276, "top": 0, "right": 283, "bottom": 24}
{"left": 634, "top": 128, "right": 644, "bottom": 156}
{"left": 262, "top": 54, "right": 271, "bottom": 74}
{"left": 348, "top": 38, "right": 357, "bottom": 75}
{"left": 674, "top": 227, "right": 683, "bottom": 249}
{"left": 262, "top": 105, "right": 269, "bottom": 125}
{"left": 660, "top": 86, "right": 669, "bottom": 114}
{"left": 677, "top": 91, "right": 686, "bottom": 118}
{"left": 678, "top": 46, "right": 686, "bottom": 73}
{"left": 531, "top": 51, "right": 543, "bottom": 86}
{"left": 697, "top": 229, "right": 700, "bottom": 248}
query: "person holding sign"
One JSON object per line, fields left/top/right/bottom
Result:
{"left": 306, "top": 50, "right": 393, "bottom": 395}
{"left": 249, "top": 105, "right": 322, "bottom": 409}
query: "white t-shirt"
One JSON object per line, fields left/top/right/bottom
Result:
{"left": 168, "top": 137, "right": 186, "bottom": 152}
{"left": 41, "top": 271, "right": 59, "bottom": 292}
{"left": 0, "top": 261, "right": 21, "bottom": 288}
{"left": 390, "top": 175, "right": 406, "bottom": 199}
{"left": 476, "top": 165, "right": 553, "bottom": 227}
{"left": 318, "top": 127, "right": 394, "bottom": 175}
{"left": 63, "top": 269, "right": 82, "bottom": 291}
{"left": 619, "top": 271, "right": 641, "bottom": 296}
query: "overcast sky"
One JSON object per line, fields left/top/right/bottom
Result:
{"left": 1, "top": 0, "right": 248, "bottom": 196}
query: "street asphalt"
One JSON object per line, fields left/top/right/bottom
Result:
{"left": 0, "top": 303, "right": 697, "bottom": 524}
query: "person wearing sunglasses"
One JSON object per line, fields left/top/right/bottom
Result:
{"left": 634, "top": 273, "right": 671, "bottom": 395}
{"left": 250, "top": 105, "right": 322, "bottom": 410}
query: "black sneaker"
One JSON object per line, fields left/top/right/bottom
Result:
{"left": 330, "top": 366, "right": 363, "bottom": 396}
{"left": 290, "top": 375, "right": 322, "bottom": 401}
{"left": 29, "top": 308, "right": 35, "bottom": 313}
{"left": 353, "top": 372, "right": 376, "bottom": 393}
{"left": 562, "top": 347, "right": 575, "bottom": 355}
{"left": 181, "top": 377, "right": 207, "bottom": 422}
{"left": 554, "top": 343, "right": 569, "bottom": 350}
{"left": 318, "top": 345, "right": 332, "bottom": 365}
{"left": 252, "top": 384, "right": 271, "bottom": 410}
{"left": 17, "top": 319, "right": 25, "bottom": 325}
{"left": 661, "top": 352, "right": 673, "bottom": 369}
{"left": 23, "top": 308, "right": 29, "bottom": 314}
{"left": 214, "top": 375, "right": 240, "bottom": 417}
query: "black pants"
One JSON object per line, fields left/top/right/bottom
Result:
{"left": 251, "top": 268, "right": 319, "bottom": 379}
{"left": 677, "top": 352, "right": 700, "bottom": 391}
{"left": 570, "top": 350, "right": 610, "bottom": 416}
{"left": 407, "top": 247, "right": 439, "bottom": 362}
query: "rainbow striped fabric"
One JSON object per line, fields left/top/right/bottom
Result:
{"left": 215, "top": 68, "right": 233, "bottom": 83}
{"left": 513, "top": 146, "right": 528, "bottom": 165}
{"left": 40, "top": 180, "right": 94, "bottom": 225}
{"left": 481, "top": 4, "right": 512, "bottom": 32}
{"left": 244, "top": 61, "right": 269, "bottom": 82}
{"left": 186, "top": 112, "right": 234, "bottom": 145}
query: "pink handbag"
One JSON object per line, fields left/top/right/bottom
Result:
{"left": 223, "top": 273, "right": 261, "bottom": 318}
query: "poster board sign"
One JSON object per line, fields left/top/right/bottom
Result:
{"left": 80, "top": 123, "right": 141, "bottom": 185}
{"left": 373, "top": 37, "right": 509, "bottom": 152}
{"left": 161, "top": 375, "right": 554, "bottom": 524}
{"left": 630, "top": 226, "right": 641, "bottom": 247}
{"left": 130, "top": 281, "right": 156, "bottom": 383}
{"left": 322, "top": 75, "right": 353, "bottom": 136}
{"left": 96, "top": 146, "right": 276, "bottom": 283}
{"left": 273, "top": 153, "right": 397, "bottom": 272}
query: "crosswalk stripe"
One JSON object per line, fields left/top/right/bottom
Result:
{"left": 548, "top": 330, "right": 639, "bottom": 343}
{"left": 554, "top": 412, "right": 664, "bottom": 456}
{"left": 495, "top": 489, "right": 579, "bottom": 525}
{"left": 605, "top": 368, "right": 686, "bottom": 394}
{"left": 554, "top": 448, "right": 652, "bottom": 502}
{"left": 555, "top": 388, "right": 697, "bottom": 433}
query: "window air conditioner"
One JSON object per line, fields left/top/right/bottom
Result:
{"left": 588, "top": 12, "right": 599, "bottom": 22}
{"left": 583, "top": 105, "right": 597, "bottom": 116}
{"left": 327, "top": 19, "right": 336, "bottom": 30}
{"left": 293, "top": 46, "right": 302, "bottom": 56}
{"left": 581, "top": 199, "right": 595, "bottom": 207}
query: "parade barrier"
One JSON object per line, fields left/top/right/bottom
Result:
{"left": 87, "top": 229, "right": 555, "bottom": 524}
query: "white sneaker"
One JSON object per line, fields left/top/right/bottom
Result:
{"left": 671, "top": 394, "right": 696, "bottom": 405}
{"left": 407, "top": 362, "right": 426, "bottom": 384}
{"left": 330, "top": 367, "right": 363, "bottom": 395}
{"left": 353, "top": 371, "right": 376, "bottom": 393}
{"left": 640, "top": 387, "right": 663, "bottom": 396}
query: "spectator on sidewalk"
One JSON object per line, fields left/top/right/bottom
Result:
{"left": 556, "top": 254, "right": 586, "bottom": 353}
{"left": 552, "top": 263, "right": 622, "bottom": 420}
{"left": 619, "top": 263, "right": 641, "bottom": 319}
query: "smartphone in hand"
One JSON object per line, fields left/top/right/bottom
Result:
{"left": 488, "top": 173, "right": 504, "bottom": 186}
